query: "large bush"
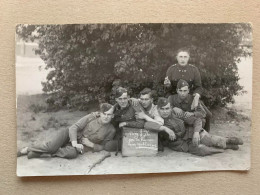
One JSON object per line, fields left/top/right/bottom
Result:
{"left": 16, "top": 24, "right": 252, "bottom": 109}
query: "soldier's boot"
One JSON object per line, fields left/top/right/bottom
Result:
{"left": 189, "top": 144, "right": 224, "bottom": 157}
{"left": 226, "top": 137, "right": 243, "bottom": 145}
{"left": 225, "top": 144, "right": 239, "bottom": 150}
{"left": 27, "top": 151, "right": 42, "bottom": 159}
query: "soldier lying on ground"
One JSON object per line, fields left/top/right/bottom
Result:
{"left": 133, "top": 88, "right": 177, "bottom": 150}
{"left": 145, "top": 97, "right": 243, "bottom": 156}
{"left": 17, "top": 103, "right": 117, "bottom": 159}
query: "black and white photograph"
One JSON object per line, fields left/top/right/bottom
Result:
{"left": 16, "top": 23, "right": 252, "bottom": 176}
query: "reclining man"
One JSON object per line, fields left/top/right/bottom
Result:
{"left": 145, "top": 97, "right": 243, "bottom": 156}
{"left": 17, "top": 103, "right": 117, "bottom": 159}
{"left": 134, "top": 88, "right": 180, "bottom": 149}
{"left": 168, "top": 79, "right": 243, "bottom": 149}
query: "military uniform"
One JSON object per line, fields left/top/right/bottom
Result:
{"left": 166, "top": 63, "right": 203, "bottom": 95}
{"left": 145, "top": 112, "right": 226, "bottom": 156}
{"left": 25, "top": 113, "right": 117, "bottom": 159}
{"left": 168, "top": 93, "right": 206, "bottom": 139}
{"left": 166, "top": 65, "right": 213, "bottom": 132}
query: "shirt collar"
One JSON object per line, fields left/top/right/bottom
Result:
{"left": 143, "top": 103, "right": 153, "bottom": 112}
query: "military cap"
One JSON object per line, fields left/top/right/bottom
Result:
{"left": 115, "top": 87, "right": 128, "bottom": 98}
{"left": 100, "top": 103, "right": 113, "bottom": 113}
{"left": 157, "top": 97, "right": 170, "bottom": 108}
{"left": 177, "top": 79, "right": 189, "bottom": 89}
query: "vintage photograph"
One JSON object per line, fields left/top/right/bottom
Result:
{"left": 16, "top": 23, "right": 252, "bottom": 176}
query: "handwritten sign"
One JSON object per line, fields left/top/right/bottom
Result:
{"left": 122, "top": 127, "right": 158, "bottom": 157}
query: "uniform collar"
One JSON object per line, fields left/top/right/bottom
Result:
{"left": 176, "top": 94, "right": 190, "bottom": 104}
{"left": 177, "top": 63, "right": 188, "bottom": 69}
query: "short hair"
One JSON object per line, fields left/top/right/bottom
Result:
{"left": 139, "top": 88, "right": 154, "bottom": 98}
{"left": 176, "top": 48, "right": 190, "bottom": 56}
{"left": 100, "top": 103, "right": 113, "bottom": 113}
{"left": 157, "top": 97, "right": 170, "bottom": 108}
{"left": 115, "top": 87, "right": 128, "bottom": 98}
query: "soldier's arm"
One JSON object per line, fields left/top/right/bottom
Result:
{"left": 193, "top": 102, "right": 206, "bottom": 118}
{"left": 125, "top": 119, "right": 145, "bottom": 129}
{"left": 69, "top": 113, "right": 97, "bottom": 142}
{"left": 193, "top": 67, "right": 203, "bottom": 96}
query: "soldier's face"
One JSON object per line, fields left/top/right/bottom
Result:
{"left": 176, "top": 51, "right": 190, "bottom": 66}
{"left": 100, "top": 108, "right": 114, "bottom": 124}
{"left": 140, "top": 94, "right": 153, "bottom": 109}
{"left": 177, "top": 86, "right": 189, "bottom": 99}
{"left": 158, "top": 103, "right": 172, "bottom": 118}
{"left": 116, "top": 93, "right": 129, "bottom": 108}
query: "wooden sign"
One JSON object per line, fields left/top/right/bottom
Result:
{"left": 122, "top": 127, "right": 158, "bottom": 157}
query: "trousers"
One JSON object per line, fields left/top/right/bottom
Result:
{"left": 162, "top": 130, "right": 227, "bottom": 156}
{"left": 28, "top": 128, "right": 117, "bottom": 159}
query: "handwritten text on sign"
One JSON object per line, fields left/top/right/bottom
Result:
{"left": 122, "top": 127, "right": 158, "bottom": 156}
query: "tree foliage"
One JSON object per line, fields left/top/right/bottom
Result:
{"left": 16, "top": 23, "right": 252, "bottom": 110}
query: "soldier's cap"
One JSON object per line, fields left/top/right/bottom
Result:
{"left": 157, "top": 97, "right": 170, "bottom": 108}
{"left": 115, "top": 87, "right": 128, "bottom": 98}
{"left": 100, "top": 103, "right": 113, "bottom": 113}
{"left": 177, "top": 79, "right": 189, "bottom": 89}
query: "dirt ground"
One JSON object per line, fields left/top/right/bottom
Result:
{"left": 16, "top": 94, "right": 251, "bottom": 176}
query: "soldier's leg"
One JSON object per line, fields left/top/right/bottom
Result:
{"left": 28, "top": 128, "right": 70, "bottom": 155}
{"left": 204, "top": 114, "right": 211, "bottom": 132}
{"left": 185, "top": 117, "right": 203, "bottom": 134}
{"left": 104, "top": 140, "right": 118, "bottom": 152}
{"left": 200, "top": 130, "right": 227, "bottom": 149}
{"left": 52, "top": 146, "right": 78, "bottom": 159}
{"left": 188, "top": 143, "right": 224, "bottom": 156}
{"left": 168, "top": 139, "right": 189, "bottom": 153}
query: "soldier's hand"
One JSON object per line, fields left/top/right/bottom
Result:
{"left": 191, "top": 94, "right": 200, "bottom": 110}
{"left": 72, "top": 143, "right": 84, "bottom": 153}
{"left": 119, "top": 122, "right": 127, "bottom": 128}
{"left": 164, "top": 127, "right": 176, "bottom": 141}
{"left": 81, "top": 138, "right": 94, "bottom": 148}
{"left": 130, "top": 98, "right": 139, "bottom": 107}
{"left": 173, "top": 107, "right": 184, "bottom": 118}
{"left": 184, "top": 112, "right": 194, "bottom": 119}
{"left": 164, "top": 76, "right": 171, "bottom": 87}
{"left": 192, "top": 132, "right": 200, "bottom": 146}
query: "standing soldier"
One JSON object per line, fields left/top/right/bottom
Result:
{"left": 164, "top": 48, "right": 212, "bottom": 132}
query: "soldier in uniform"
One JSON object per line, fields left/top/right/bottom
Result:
{"left": 164, "top": 48, "right": 212, "bottom": 132}
{"left": 168, "top": 79, "right": 207, "bottom": 146}
{"left": 145, "top": 97, "right": 244, "bottom": 156}
{"left": 17, "top": 103, "right": 117, "bottom": 159}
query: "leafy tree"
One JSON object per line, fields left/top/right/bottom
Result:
{"left": 16, "top": 23, "right": 252, "bottom": 110}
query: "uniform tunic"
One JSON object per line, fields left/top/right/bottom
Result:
{"left": 145, "top": 112, "right": 226, "bottom": 156}
{"left": 168, "top": 94, "right": 206, "bottom": 118}
{"left": 168, "top": 94, "right": 206, "bottom": 139}
{"left": 166, "top": 63, "right": 203, "bottom": 95}
{"left": 113, "top": 102, "right": 145, "bottom": 129}
{"left": 28, "top": 113, "right": 116, "bottom": 159}
{"left": 69, "top": 113, "right": 116, "bottom": 146}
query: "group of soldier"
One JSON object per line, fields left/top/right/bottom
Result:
{"left": 17, "top": 49, "right": 243, "bottom": 159}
